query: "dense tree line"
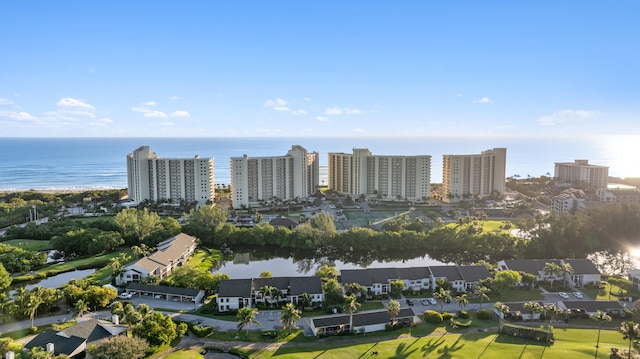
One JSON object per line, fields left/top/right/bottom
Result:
{"left": 183, "top": 202, "right": 640, "bottom": 266}
{"left": 0, "top": 243, "right": 47, "bottom": 272}
{"left": 51, "top": 228, "right": 124, "bottom": 258}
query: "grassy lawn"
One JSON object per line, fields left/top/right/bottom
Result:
{"left": 186, "top": 248, "right": 223, "bottom": 272}
{"left": 235, "top": 327, "right": 629, "bottom": 358}
{"left": 2, "top": 239, "right": 52, "bottom": 251}
{"left": 491, "top": 287, "right": 545, "bottom": 302}
{"left": 11, "top": 249, "right": 133, "bottom": 283}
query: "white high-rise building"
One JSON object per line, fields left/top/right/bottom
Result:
{"left": 328, "top": 148, "right": 431, "bottom": 201}
{"left": 230, "top": 145, "right": 319, "bottom": 209}
{"left": 554, "top": 160, "right": 609, "bottom": 188}
{"left": 441, "top": 148, "right": 506, "bottom": 203}
{"left": 127, "top": 146, "right": 214, "bottom": 205}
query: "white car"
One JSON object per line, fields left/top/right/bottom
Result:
{"left": 558, "top": 292, "right": 569, "bottom": 299}
{"left": 118, "top": 292, "right": 133, "bottom": 299}
{"left": 573, "top": 292, "right": 584, "bottom": 298}
{"left": 427, "top": 298, "right": 437, "bottom": 305}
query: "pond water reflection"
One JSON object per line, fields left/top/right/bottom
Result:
{"left": 212, "top": 246, "right": 446, "bottom": 278}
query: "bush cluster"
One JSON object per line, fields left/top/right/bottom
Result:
{"left": 423, "top": 310, "right": 443, "bottom": 324}
{"left": 499, "top": 323, "right": 553, "bottom": 343}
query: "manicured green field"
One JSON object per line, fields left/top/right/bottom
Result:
{"left": 160, "top": 348, "right": 205, "bottom": 359}
{"left": 2, "top": 239, "right": 52, "bottom": 251}
{"left": 187, "top": 248, "right": 224, "bottom": 272}
{"left": 236, "top": 328, "right": 629, "bottom": 359}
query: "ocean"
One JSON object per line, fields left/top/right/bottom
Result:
{"left": 0, "top": 136, "right": 638, "bottom": 192}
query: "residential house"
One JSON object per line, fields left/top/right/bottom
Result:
{"left": 269, "top": 216, "right": 300, "bottom": 230}
{"left": 497, "top": 259, "right": 601, "bottom": 288}
{"left": 216, "top": 276, "right": 324, "bottom": 312}
{"left": 340, "top": 265, "right": 490, "bottom": 296}
{"left": 24, "top": 318, "right": 126, "bottom": 358}
{"left": 117, "top": 233, "right": 197, "bottom": 285}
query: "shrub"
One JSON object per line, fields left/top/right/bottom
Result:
{"left": 29, "top": 326, "right": 38, "bottom": 334}
{"left": 423, "top": 310, "right": 443, "bottom": 324}
{"left": 499, "top": 323, "right": 553, "bottom": 343}
{"left": 385, "top": 323, "right": 393, "bottom": 331}
{"left": 476, "top": 309, "right": 492, "bottom": 320}
{"left": 441, "top": 312, "right": 454, "bottom": 321}
{"left": 458, "top": 310, "right": 469, "bottom": 319}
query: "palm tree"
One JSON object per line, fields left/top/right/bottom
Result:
{"left": 543, "top": 262, "right": 562, "bottom": 288}
{"left": 259, "top": 285, "right": 277, "bottom": 307}
{"left": 280, "top": 303, "right": 301, "bottom": 332}
{"left": 591, "top": 310, "right": 612, "bottom": 359}
{"left": 387, "top": 299, "right": 401, "bottom": 327}
{"left": 433, "top": 287, "right": 452, "bottom": 312}
{"left": 620, "top": 321, "right": 640, "bottom": 359}
{"left": 25, "top": 293, "right": 44, "bottom": 328}
{"left": 474, "top": 286, "right": 491, "bottom": 309}
{"left": 559, "top": 262, "right": 574, "bottom": 288}
{"left": 74, "top": 299, "right": 89, "bottom": 318}
{"left": 237, "top": 307, "right": 260, "bottom": 336}
{"left": 343, "top": 294, "right": 360, "bottom": 333}
{"left": 455, "top": 294, "right": 468, "bottom": 311}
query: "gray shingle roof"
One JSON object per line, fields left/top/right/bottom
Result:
{"left": 458, "top": 265, "right": 491, "bottom": 282}
{"left": 563, "top": 259, "right": 600, "bottom": 275}
{"left": 218, "top": 279, "right": 253, "bottom": 297}
{"left": 429, "top": 266, "right": 463, "bottom": 281}
{"left": 562, "top": 300, "right": 623, "bottom": 312}
{"left": 502, "top": 259, "right": 561, "bottom": 275}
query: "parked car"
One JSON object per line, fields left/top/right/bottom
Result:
{"left": 573, "top": 292, "right": 584, "bottom": 299}
{"left": 420, "top": 299, "right": 430, "bottom": 305}
{"left": 427, "top": 298, "right": 437, "bottom": 305}
{"left": 558, "top": 292, "right": 569, "bottom": 299}
{"left": 406, "top": 299, "right": 414, "bottom": 306}
{"left": 118, "top": 292, "right": 133, "bottom": 299}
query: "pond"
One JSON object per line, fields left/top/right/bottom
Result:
{"left": 20, "top": 268, "right": 96, "bottom": 291}
{"left": 213, "top": 249, "right": 446, "bottom": 278}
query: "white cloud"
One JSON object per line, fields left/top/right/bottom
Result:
{"left": 291, "top": 109, "right": 307, "bottom": 116}
{"left": 304, "top": 97, "right": 311, "bottom": 102}
{"left": 274, "top": 106, "right": 291, "bottom": 112}
{"left": 159, "top": 121, "right": 173, "bottom": 126}
{"left": 144, "top": 111, "right": 169, "bottom": 119}
{"left": 143, "top": 101, "right": 157, "bottom": 107}
{"left": 265, "top": 98, "right": 288, "bottom": 107}
{"left": 170, "top": 110, "right": 191, "bottom": 118}
{"left": 538, "top": 109, "right": 600, "bottom": 126}
{"left": 131, "top": 106, "right": 152, "bottom": 113}
{"left": 0, "top": 98, "right": 13, "bottom": 105}
{"left": 351, "top": 128, "right": 366, "bottom": 134}
{"left": 0, "top": 111, "right": 37, "bottom": 121}
{"left": 474, "top": 97, "right": 493, "bottom": 104}
{"left": 316, "top": 116, "right": 329, "bottom": 122}
{"left": 170, "top": 96, "right": 179, "bottom": 101}
{"left": 90, "top": 118, "right": 113, "bottom": 126}
{"left": 456, "top": 93, "right": 463, "bottom": 97}
{"left": 325, "top": 107, "right": 362, "bottom": 115}
{"left": 57, "top": 97, "right": 96, "bottom": 110}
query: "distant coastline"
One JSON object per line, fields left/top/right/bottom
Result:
{"left": 1, "top": 137, "right": 638, "bottom": 192}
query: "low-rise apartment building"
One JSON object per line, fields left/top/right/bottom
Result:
{"left": 117, "top": 233, "right": 197, "bottom": 285}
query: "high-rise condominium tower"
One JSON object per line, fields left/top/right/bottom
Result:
{"left": 554, "top": 159, "right": 609, "bottom": 188}
{"left": 230, "top": 145, "right": 319, "bottom": 209}
{"left": 441, "top": 148, "right": 506, "bottom": 203}
{"left": 126, "top": 146, "right": 214, "bottom": 206}
{"left": 328, "top": 148, "right": 431, "bottom": 201}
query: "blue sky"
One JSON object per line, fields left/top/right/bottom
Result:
{"left": 1, "top": 1, "right": 638, "bottom": 138}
